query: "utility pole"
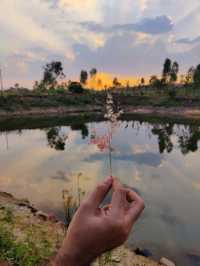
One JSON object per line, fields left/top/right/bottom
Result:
{"left": 0, "top": 66, "right": 4, "bottom": 97}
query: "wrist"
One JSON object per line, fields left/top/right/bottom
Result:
{"left": 53, "top": 251, "right": 80, "bottom": 266}
{"left": 53, "top": 245, "right": 94, "bottom": 266}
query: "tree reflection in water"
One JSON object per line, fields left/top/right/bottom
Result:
{"left": 45, "top": 123, "right": 89, "bottom": 151}
{"left": 152, "top": 123, "right": 173, "bottom": 154}
{"left": 178, "top": 125, "right": 200, "bottom": 154}
{"left": 44, "top": 121, "right": 200, "bottom": 155}
{"left": 70, "top": 123, "right": 89, "bottom": 139}
{"left": 151, "top": 123, "right": 200, "bottom": 155}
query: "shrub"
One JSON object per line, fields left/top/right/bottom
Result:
{"left": 168, "top": 89, "right": 176, "bottom": 98}
{"left": 68, "top": 82, "right": 83, "bottom": 93}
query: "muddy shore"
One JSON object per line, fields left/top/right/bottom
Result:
{"left": 0, "top": 106, "right": 200, "bottom": 120}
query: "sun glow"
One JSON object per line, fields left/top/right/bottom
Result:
{"left": 86, "top": 72, "right": 145, "bottom": 90}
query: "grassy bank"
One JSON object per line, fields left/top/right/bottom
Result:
{"left": 0, "top": 90, "right": 200, "bottom": 120}
{"left": 0, "top": 192, "right": 161, "bottom": 266}
{"left": 1, "top": 87, "right": 200, "bottom": 111}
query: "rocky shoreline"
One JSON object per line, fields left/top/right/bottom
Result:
{"left": 0, "top": 192, "right": 176, "bottom": 266}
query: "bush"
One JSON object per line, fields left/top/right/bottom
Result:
{"left": 168, "top": 89, "right": 176, "bottom": 98}
{"left": 68, "top": 82, "right": 83, "bottom": 93}
{"left": 56, "top": 87, "right": 65, "bottom": 94}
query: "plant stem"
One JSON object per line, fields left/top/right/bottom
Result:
{"left": 108, "top": 123, "right": 112, "bottom": 176}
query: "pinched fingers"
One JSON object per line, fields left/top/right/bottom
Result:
{"left": 111, "top": 178, "right": 127, "bottom": 216}
{"left": 81, "top": 176, "right": 113, "bottom": 211}
{"left": 126, "top": 189, "right": 145, "bottom": 225}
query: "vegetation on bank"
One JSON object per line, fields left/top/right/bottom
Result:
{"left": 0, "top": 205, "right": 63, "bottom": 266}
{"left": 0, "top": 58, "right": 200, "bottom": 113}
{"left": 0, "top": 192, "right": 161, "bottom": 266}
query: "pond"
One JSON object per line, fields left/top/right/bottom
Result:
{"left": 0, "top": 115, "right": 200, "bottom": 266}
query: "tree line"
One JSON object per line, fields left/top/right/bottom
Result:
{"left": 5, "top": 58, "right": 200, "bottom": 94}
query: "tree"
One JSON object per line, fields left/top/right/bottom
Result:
{"left": 80, "top": 70, "right": 88, "bottom": 85}
{"left": 149, "top": 75, "right": 163, "bottom": 89}
{"left": 162, "top": 58, "right": 172, "bottom": 83}
{"left": 170, "top": 61, "right": 179, "bottom": 83}
{"left": 126, "top": 81, "right": 130, "bottom": 89}
{"left": 90, "top": 68, "right": 97, "bottom": 78}
{"left": 68, "top": 82, "right": 83, "bottom": 93}
{"left": 194, "top": 64, "right": 200, "bottom": 86}
{"left": 185, "top": 67, "right": 195, "bottom": 84}
{"left": 42, "top": 61, "right": 65, "bottom": 88}
{"left": 113, "top": 77, "right": 121, "bottom": 87}
{"left": 141, "top": 77, "right": 145, "bottom": 86}
{"left": 33, "top": 81, "right": 39, "bottom": 90}
{"left": 14, "top": 83, "right": 20, "bottom": 90}
{"left": 149, "top": 75, "right": 157, "bottom": 85}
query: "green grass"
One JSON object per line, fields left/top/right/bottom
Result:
{"left": 0, "top": 208, "right": 54, "bottom": 266}
{"left": 0, "top": 85, "right": 200, "bottom": 113}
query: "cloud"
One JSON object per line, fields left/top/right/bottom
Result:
{"left": 1, "top": 0, "right": 200, "bottom": 88}
{"left": 82, "top": 15, "right": 173, "bottom": 35}
{"left": 54, "top": 0, "right": 102, "bottom": 22}
{"left": 131, "top": 15, "right": 173, "bottom": 34}
{"left": 84, "top": 152, "right": 163, "bottom": 167}
{"left": 73, "top": 32, "right": 167, "bottom": 76}
{"left": 176, "top": 36, "right": 200, "bottom": 45}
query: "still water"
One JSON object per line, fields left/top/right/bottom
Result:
{"left": 0, "top": 116, "right": 200, "bottom": 265}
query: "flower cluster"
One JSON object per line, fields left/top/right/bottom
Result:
{"left": 90, "top": 129, "right": 112, "bottom": 151}
{"left": 104, "top": 93, "right": 123, "bottom": 124}
{"left": 89, "top": 93, "right": 123, "bottom": 175}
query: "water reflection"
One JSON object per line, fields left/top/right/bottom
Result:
{"left": 152, "top": 124, "right": 173, "bottom": 153}
{"left": 0, "top": 117, "right": 200, "bottom": 266}
{"left": 46, "top": 127, "right": 68, "bottom": 150}
{"left": 43, "top": 121, "right": 200, "bottom": 155}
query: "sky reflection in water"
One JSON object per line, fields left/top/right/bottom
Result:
{"left": 0, "top": 119, "right": 200, "bottom": 265}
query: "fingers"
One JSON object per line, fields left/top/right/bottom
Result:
{"left": 126, "top": 189, "right": 145, "bottom": 225}
{"left": 111, "top": 178, "right": 127, "bottom": 216}
{"left": 85, "top": 176, "right": 113, "bottom": 210}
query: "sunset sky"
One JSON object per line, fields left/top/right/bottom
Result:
{"left": 1, "top": 0, "right": 200, "bottom": 88}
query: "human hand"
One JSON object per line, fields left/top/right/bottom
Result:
{"left": 53, "top": 176, "right": 145, "bottom": 266}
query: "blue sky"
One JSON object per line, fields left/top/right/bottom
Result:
{"left": 1, "top": 0, "right": 200, "bottom": 87}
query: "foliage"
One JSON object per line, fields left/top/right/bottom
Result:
{"left": 0, "top": 209, "right": 53, "bottom": 266}
{"left": 162, "top": 58, "right": 172, "bottom": 83}
{"left": 42, "top": 61, "right": 65, "bottom": 90}
{"left": 162, "top": 58, "right": 179, "bottom": 84}
{"left": 185, "top": 67, "right": 195, "bottom": 84}
{"left": 168, "top": 89, "right": 176, "bottom": 98}
{"left": 113, "top": 77, "right": 121, "bottom": 87}
{"left": 68, "top": 82, "right": 84, "bottom": 93}
{"left": 194, "top": 64, "right": 200, "bottom": 86}
{"left": 149, "top": 75, "right": 164, "bottom": 89}
{"left": 89, "top": 68, "right": 97, "bottom": 78}
{"left": 170, "top": 61, "right": 179, "bottom": 83}
{"left": 80, "top": 70, "right": 88, "bottom": 85}
{"left": 140, "top": 77, "right": 145, "bottom": 86}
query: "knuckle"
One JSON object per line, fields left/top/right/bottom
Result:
{"left": 119, "top": 187, "right": 126, "bottom": 194}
